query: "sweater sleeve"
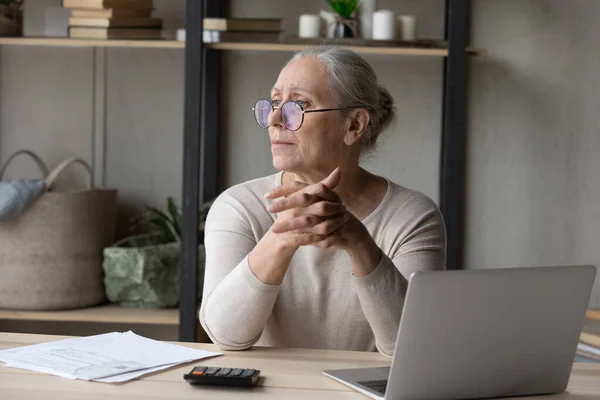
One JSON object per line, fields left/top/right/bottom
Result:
{"left": 352, "top": 194, "right": 446, "bottom": 357}
{"left": 199, "top": 192, "right": 280, "bottom": 350}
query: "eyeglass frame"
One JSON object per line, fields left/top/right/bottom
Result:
{"left": 252, "top": 99, "right": 366, "bottom": 132}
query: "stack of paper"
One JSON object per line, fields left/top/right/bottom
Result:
{"left": 0, "top": 331, "right": 222, "bottom": 383}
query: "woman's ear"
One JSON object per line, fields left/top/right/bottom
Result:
{"left": 344, "top": 108, "right": 370, "bottom": 146}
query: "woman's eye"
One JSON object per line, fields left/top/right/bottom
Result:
{"left": 271, "top": 99, "right": 281, "bottom": 106}
{"left": 296, "top": 101, "right": 308, "bottom": 108}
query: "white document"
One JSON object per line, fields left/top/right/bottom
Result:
{"left": 0, "top": 331, "right": 221, "bottom": 383}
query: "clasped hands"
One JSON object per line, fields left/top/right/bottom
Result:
{"left": 265, "top": 168, "right": 368, "bottom": 253}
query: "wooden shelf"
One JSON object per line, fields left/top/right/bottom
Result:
{"left": 0, "top": 37, "right": 184, "bottom": 49}
{"left": 205, "top": 42, "right": 488, "bottom": 57}
{"left": 0, "top": 37, "right": 487, "bottom": 57}
{"left": 0, "top": 304, "right": 179, "bottom": 325}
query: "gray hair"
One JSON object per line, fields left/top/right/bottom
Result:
{"left": 289, "top": 46, "right": 395, "bottom": 154}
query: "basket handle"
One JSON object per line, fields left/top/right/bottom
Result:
{"left": 45, "top": 158, "right": 95, "bottom": 191}
{"left": 0, "top": 149, "right": 50, "bottom": 180}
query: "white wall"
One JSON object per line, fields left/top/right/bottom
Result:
{"left": 468, "top": 0, "right": 600, "bottom": 306}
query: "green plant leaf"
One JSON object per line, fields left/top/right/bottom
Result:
{"left": 167, "top": 197, "right": 182, "bottom": 238}
{"left": 327, "top": 0, "right": 342, "bottom": 15}
{"left": 149, "top": 216, "right": 178, "bottom": 243}
{"left": 327, "top": 0, "right": 357, "bottom": 18}
{"left": 146, "top": 206, "right": 179, "bottom": 242}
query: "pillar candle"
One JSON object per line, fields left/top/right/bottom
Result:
{"left": 397, "top": 15, "right": 417, "bottom": 41}
{"left": 357, "top": 0, "right": 377, "bottom": 39}
{"left": 299, "top": 14, "right": 321, "bottom": 38}
{"left": 372, "top": 10, "right": 396, "bottom": 40}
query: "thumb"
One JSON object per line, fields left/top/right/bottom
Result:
{"left": 321, "top": 167, "right": 342, "bottom": 190}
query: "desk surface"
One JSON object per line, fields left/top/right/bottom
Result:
{"left": 1, "top": 332, "right": 600, "bottom": 399}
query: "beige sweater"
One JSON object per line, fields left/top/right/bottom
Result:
{"left": 199, "top": 172, "right": 446, "bottom": 356}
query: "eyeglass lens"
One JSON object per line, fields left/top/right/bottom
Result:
{"left": 254, "top": 100, "right": 303, "bottom": 131}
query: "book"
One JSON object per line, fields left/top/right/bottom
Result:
{"left": 577, "top": 343, "right": 600, "bottom": 362}
{"left": 62, "top": 0, "right": 154, "bottom": 10}
{"left": 203, "top": 18, "right": 281, "bottom": 32}
{"left": 579, "top": 317, "right": 600, "bottom": 347}
{"left": 587, "top": 308, "right": 600, "bottom": 320}
{"left": 71, "top": 9, "right": 152, "bottom": 18}
{"left": 69, "top": 27, "right": 163, "bottom": 39}
{"left": 69, "top": 17, "right": 162, "bottom": 28}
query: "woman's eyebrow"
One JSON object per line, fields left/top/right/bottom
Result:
{"left": 270, "top": 87, "right": 315, "bottom": 96}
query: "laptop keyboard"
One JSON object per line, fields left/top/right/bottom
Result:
{"left": 358, "top": 379, "right": 388, "bottom": 395}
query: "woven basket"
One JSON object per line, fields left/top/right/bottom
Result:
{"left": 0, "top": 150, "right": 118, "bottom": 311}
{"left": 0, "top": 3, "right": 22, "bottom": 37}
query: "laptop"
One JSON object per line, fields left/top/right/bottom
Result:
{"left": 323, "top": 265, "right": 596, "bottom": 400}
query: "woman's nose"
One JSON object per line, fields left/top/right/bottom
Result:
{"left": 268, "top": 106, "right": 285, "bottom": 129}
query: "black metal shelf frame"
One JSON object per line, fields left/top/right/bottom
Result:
{"left": 179, "top": 0, "right": 470, "bottom": 341}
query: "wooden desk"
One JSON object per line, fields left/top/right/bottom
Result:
{"left": 1, "top": 333, "right": 600, "bottom": 399}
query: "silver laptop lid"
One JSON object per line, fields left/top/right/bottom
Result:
{"left": 386, "top": 265, "right": 596, "bottom": 400}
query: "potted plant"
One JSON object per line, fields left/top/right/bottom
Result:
{"left": 102, "top": 197, "right": 213, "bottom": 309}
{"left": 327, "top": 0, "right": 358, "bottom": 38}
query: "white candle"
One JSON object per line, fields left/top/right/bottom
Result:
{"left": 397, "top": 15, "right": 417, "bottom": 41}
{"left": 299, "top": 14, "right": 321, "bottom": 38}
{"left": 357, "top": 0, "right": 377, "bottom": 39}
{"left": 372, "top": 10, "right": 396, "bottom": 40}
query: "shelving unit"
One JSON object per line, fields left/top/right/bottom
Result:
{"left": 0, "top": 0, "right": 483, "bottom": 342}
{"left": 178, "top": 0, "right": 478, "bottom": 342}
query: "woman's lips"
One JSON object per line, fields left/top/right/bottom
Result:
{"left": 271, "top": 140, "right": 295, "bottom": 148}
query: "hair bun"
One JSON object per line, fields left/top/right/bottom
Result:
{"left": 366, "top": 86, "right": 395, "bottom": 147}
{"left": 376, "top": 86, "right": 395, "bottom": 129}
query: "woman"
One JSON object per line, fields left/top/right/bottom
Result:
{"left": 199, "top": 46, "right": 446, "bottom": 357}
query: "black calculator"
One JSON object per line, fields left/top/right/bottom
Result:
{"left": 183, "top": 366, "right": 260, "bottom": 388}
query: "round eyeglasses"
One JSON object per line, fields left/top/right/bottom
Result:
{"left": 252, "top": 99, "right": 354, "bottom": 132}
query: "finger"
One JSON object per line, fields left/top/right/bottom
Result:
{"left": 304, "top": 213, "right": 349, "bottom": 236}
{"left": 306, "top": 181, "right": 341, "bottom": 203}
{"left": 303, "top": 201, "right": 345, "bottom": 217}
{"left": 279, "top": 233, "right": 325, "bottom": 248}
{"left": 268, "top": 181, "right": 342, "bottom": 214}
{"left": 264, "top": 180, "right": 308, "bottom": 200}
{"left": 321, "top": 167, "right": 342, "bottom": 190}
{"left": 312, "top": 223, "right": 348, "bottom": 249}
{"left": 268, "top": 190, "right": 320, "bottom": 213}
{"left": 271, "top": 214, "right": 323, "bottom": 234}
{"left": 272, "top": 213, "right": 349, "bottom": 235}
{"left": 274, "top": 200, "right": 344, "bottom": 221}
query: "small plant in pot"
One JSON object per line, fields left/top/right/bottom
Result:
{"left": 327, "top": 0, "right": 358, "bottom": 38}
{"left": 102, "top": 197, "right": 213, "bottom": 309}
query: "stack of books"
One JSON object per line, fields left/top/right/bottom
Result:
{"left": 177, "top": 18, "right": 282, "bottom": 43}
{"left": 63, "top": 0, "right": 163, "bottom": 40}
{"left": 577, "top": 309, "right": 600, "bottom": 362}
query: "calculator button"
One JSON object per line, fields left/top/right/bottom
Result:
{"left": 194, "top": 366, "right": 207, "bottom": 373}
{"left": 217, "top": 368, "right": 232, "bottom": 376}
{"left": 192, "top": 371, "right": 204, "bottom": 376}
{"left": 205, "top": 367, "right": 220, "bottom": 375}
{"left": 241, "top": 369, "right": 256, "bottom": 377}
{"left": 231, "top": 369, "right": 244, "bottom": 376}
